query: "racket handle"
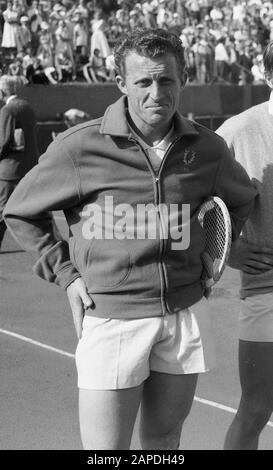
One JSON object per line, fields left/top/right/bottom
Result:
{"left": 204, "top": 287, "right": 212, "bottom": 299}
{"left": 202, "top": 278, "right": 214, "bottom": 288}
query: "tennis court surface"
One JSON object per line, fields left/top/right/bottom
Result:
{"left": 0, "top": 216, "right": 272, "bottom": 450}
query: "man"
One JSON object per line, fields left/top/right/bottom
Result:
{"left": 4, "top": 28, "right": 256, "bottom": 450}
{"left": 216, "top": 40, "right": 273, "bottom": 450}
{"left": 0, "top": 75, "right": 39, "bottom": 250}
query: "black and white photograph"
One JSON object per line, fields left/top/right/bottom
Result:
{"left": 0, "top": 0, "right": 272, "bottom": 455}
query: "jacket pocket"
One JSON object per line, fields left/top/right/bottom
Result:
{"left": 79, "top": 239, "right": 132, "bottom": 289}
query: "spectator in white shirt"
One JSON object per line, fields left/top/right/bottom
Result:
{"left": 251, "top": 54, "right": 265, "bottom": 84}
{"left": 214, "top": 36, "right": 229, "bottom": 82}
{"left": 210, "top": 5, "right": 223, "bottom": 22}
{"left": 232, "top": 0, "right": 246, "bottom": 27}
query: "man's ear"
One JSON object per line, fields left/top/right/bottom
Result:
{"left": 181, "top": 71, "right": 188, "bottom": 88}
{"left": 115, "top": 75, "right": 128, "bottom": 95}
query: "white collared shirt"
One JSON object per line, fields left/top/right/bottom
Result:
{"left": 129, "top": 124, "right": 175, "bottom": 172}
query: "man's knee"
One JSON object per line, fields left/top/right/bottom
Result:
{"left": 141, "top": 422, "right": 182, "bottom": 450}
{"left": 238, "top": 399, "right": 273, "bottom": 434}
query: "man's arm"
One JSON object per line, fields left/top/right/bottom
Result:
{"left": 4, "top": 138, "right": 81, "bottom": 288}
{"left": 3, "top": 137, "right": 94, "bottom": 337}
{"left": 227, "top": 237, "right": 273, "bottom": 273}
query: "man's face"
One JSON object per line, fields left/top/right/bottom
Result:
{"left": 116, "top": 52, "right": 186, "bottom": 133}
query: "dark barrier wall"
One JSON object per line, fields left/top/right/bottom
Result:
{"left": 21, "top": 83, "right": 269, "bottom": 154}
{"left": 19, "top": 83, "right": 270, "bottom": 122}
{"left": 19, "top": 83, "right": 122, "bottom": 122}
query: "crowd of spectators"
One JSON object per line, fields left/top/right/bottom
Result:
{"left": 0, "top": 0, "right": 271, "bottom": 86}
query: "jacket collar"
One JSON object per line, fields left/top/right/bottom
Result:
{"left": 99, "top": 95, "right": 199, "bottom": 139}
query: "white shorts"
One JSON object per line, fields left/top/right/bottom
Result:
{"left": 239, "top": 293, "right": 273, "bottom": 342}
{"left": 75, "top": 297, "right": 216, "bottom": 390}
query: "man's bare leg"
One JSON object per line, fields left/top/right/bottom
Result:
{"left": 79, "top": 384, "right": 143, "bottom": 450}
{"left": 224, "top": 340, "right": 273, "bottom": 449}
{"left": 140, "top": 371, "right": 198, "bottom": 450}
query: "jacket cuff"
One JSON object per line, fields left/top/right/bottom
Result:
{"left": 55, "top": 265, "right": 82, "bottom": 290}
{"left": 32, "top": 241, "right": 80, "bottom": 289}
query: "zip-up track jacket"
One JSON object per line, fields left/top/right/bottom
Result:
{"left": 4, "top": 96, "right": 257, "bottom": 318}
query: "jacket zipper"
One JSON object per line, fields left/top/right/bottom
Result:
{"left": 129, "top": 135, "right": 180, "bottom": 315}
{"left": 156, "top": 137, "right": 180, "bottom": 315}
{"left": 154, "top": 175, "right": 169, "bottom": 315}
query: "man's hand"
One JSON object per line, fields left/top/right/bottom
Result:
{"left": 228, "top": 238, "right": 273, "bottom": 274}
{"left": 66, "top": 277, "right": 94, "bottom": 339}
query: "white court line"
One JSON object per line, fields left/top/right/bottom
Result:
{"left": 1, "top": 327, "right": 273, "bottom": 429}
{"left": 0, "top": 328, "right": 74, "bottom": 358}
{"left": 194, "top": 396, "right": 273, "bottom": 428}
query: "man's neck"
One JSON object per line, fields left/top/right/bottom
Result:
{"left": 126, "top": 111, "right": 172, "bottom": 147}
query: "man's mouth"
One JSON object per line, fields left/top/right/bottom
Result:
{"left": 146, "top": 104, "right": 166, "bottom": 109}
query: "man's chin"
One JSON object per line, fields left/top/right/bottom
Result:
{"left": 148, "top": 112, "right": 172, "bottom": 125}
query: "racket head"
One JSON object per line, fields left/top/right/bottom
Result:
{"left": 198, "top": 196, "right": 232, "bottom": 287}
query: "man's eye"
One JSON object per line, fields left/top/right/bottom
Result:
{"left": 160, "top": 79, "right": 173, "bottom": 85}
{"left": 138, "top": 80, "right": 151, "bottom": 86}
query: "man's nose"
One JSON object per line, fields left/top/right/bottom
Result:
{"left": 150, "top": 81, "right": 162, "bottom": 100}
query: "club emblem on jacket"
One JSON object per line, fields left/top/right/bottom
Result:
{"left": 183, "top": 149, "right": 196, "bottom": 166}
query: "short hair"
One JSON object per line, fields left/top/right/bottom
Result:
{"left": 114, "top": 28, "right": 186, "bottom": 79}
{"left": 263, "top": 40, "right": 273, "bottom": 76}
{"left": 0, "top": 75, "right": 24, "bottom": 96}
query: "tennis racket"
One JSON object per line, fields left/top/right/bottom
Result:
{"left": 198, "top": 196, "right": 232, "bottom": 289}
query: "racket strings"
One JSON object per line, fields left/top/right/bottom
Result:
{"left": 203, "top": 206, "right": 227, "bottom": 276}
